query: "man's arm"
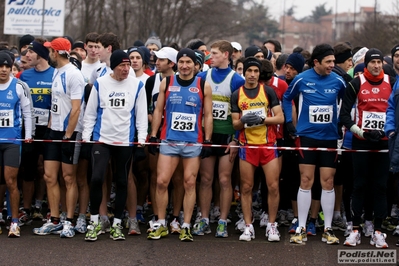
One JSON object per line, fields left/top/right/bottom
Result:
{"left": 82, "top": 83, "right": 99, "bottom": 141}
{"left": 65, "top": 99, "right": 80, "bottom": 138}
{"left": 150, "top": 78, "right": 166, "bottom": 137}
{"left": 202, "top": 81, "right": 213, "bottom": 141}
{"left": 17, "top": 84, "right": 32, "bottom": 140}
{"left": 135, "top": 81, "right": 148, "bottom": 144}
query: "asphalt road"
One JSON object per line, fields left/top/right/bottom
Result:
{"left": 0, "top": 216, "right": 398, "bottom": 266}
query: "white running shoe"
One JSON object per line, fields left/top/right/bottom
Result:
{"left": 259, "top": 212, "right": 269, "bottom": 228}
{"left": 362, "top": 220, "right": 374, "bottom": 237}
{"left": 266, "top": 222, "right": 280, "bottom": 242}
{"left": 60, "top": 221, "right": 75, "bottom": 238}
{"left": 370, "top": 230, "right": 388, "bottom": 248}
{"left": 239, "top": 224, "right": 255, "bottom": 241}
{"left": 393, "top": 225, "right": 399, "bottom": 236}
{"left": 343, "top": 229, "right": 361, "bottom": 246}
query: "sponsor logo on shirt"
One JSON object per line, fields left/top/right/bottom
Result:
{"left": 189, "top": 87, "right": 199, "bottom": 93}
{"left": 169, "top": 86, "right": 180, "bottom": 92}
{"left": 371, "top": 87, "right": 380, "bottom": 94}
{"left": 324, "top": 89, "right": 336, "bottom": 93}
{"left": 6, "top": 90, "right": 13, "bottom": 100}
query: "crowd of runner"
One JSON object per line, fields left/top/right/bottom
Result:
{"left": 0, "top": 32, "right": 398, "bottom": 248}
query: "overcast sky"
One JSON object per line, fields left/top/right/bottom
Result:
{"left": 267, "top": 0, "right": 396, "bottom": 19}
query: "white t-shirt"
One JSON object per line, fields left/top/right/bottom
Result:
{"left": 81, "top": 60, "right": 102, "bottom": 84}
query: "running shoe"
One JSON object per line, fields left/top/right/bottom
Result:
{"left": 60, "top": 221, "right": 75, "bottom": 238}
{"left": 110, "top": 224, "right": 125, "bottom": 241}
{"left": 391, "top": 204, "right": 399, "bottom": 218}
{"left": 259, "top": 212, "right": 269, "bottom": 228}
{"left": 75, "top": 214, "right": 87, "bottom": 234}
{"left": 277, "top": 210, "right": 290, "bottom": 226}
{"left": 18, "top": 209, "right": 32, "bottom": 226}
{"left": 287, "top": 209, "right": 294, "bottom": 221}
{"left": 147, "top": 223, "right": 168, "bottom": 239}
{"left": 8, "top": 222, "right": 20, "bottom": 238}
{"left": 179, "top": 227, "right": 193, "bottom": 242}
{"left": 382, "top": 217, "right": 396, "bottom": 231}
{"left": 192, "top": 218, "right": 211, "bottom": 235}
{"left": 290, "top": 226, "right": 307, "bottom": 244}
{"left": 128, "top": 218, "right": 141, "bottom": 235}
{"left": 344, "top": 221, "right": 353, "bottom": 237}
{"left": 85, "top": 222, "right": 102, "bottom": 241}
{"left": 289, "top": 218, "right": 298, "bottom": 234}
{"left": 343, "top": 229, "right": 361, "bottom": 246}
{"left": 136, "top": 210, "right": 145, "bottom": 224}
{"left": 370, "top": 230, "right": 388, "bottom": 248}
{"left": 322, "top": 228, "right": 339, "bottom": 244}
{"left": 393, "top": 225, "right": 399, "bottom": 236}
{"left": 101, "top": 217, "right": 111, "bottom": 233}
{"left": 215, "top": 220, "right": 228, "bottom": 238}
{"left": 318, "top": 212, "right": 325, "bottom": 228}
{"left": 33, "top": 221, "right": 63, "bottom": 235}
{"left": 194, "top": 211, "right": 202, "bottom": 224}
{"left": 362, "top": 220, "right": 374, "bottom": 237}
{"left": 32, "top": 207, "right": 43, "bottom": 220}
{"left": 59, "top": 212, "right": 67, "bottom": 223}
{"left": 169, "top": 218, "right": 181, "bottom": 234}
{"left": 332, "top": 216, "right": 346, "bottom": 231}
{"left": 210, "top": 207, "right": 220, "bottom": 223}
{"left": 266, "top": 222, "right": 280, "bottom": 242}
{"left": 307, "top": 221, "right": 316, "bottom": 236}
{"left": 239, "top": 224, "right": 255, "bottom": 242}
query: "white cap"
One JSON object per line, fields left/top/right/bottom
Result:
{"left": 153, "top": 47, "right": 178, "bottom": 63}
{"left": 231, "top": 42, "right": 242, "bottom": 51}
{"left": 352, "top": 47, "right": 368, "bottom": 65}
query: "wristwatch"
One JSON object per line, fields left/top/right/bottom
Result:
{"left": 62, "top": 135, "right": 71, "bottom": 140}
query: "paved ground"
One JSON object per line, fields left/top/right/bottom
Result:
{"left": 0, "top": 215, "right": 398, "bottom": 266}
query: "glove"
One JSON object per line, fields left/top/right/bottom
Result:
{"left": 134, "top": 146, "right": 146, "bottom": 162}
{"left": 200, "top": 140, "right": 213, "bottom": 159}
{"left": 286, "top": 122, "right": 297, "bottom": 137}
{"left": 240, "top": 113, "right": 263, "bottom": 125}
{"left": 148, "top": 136, "right": 159, "bottom": 155}
{"left": 363, "top": 130, "right": 385, "bottom": 142}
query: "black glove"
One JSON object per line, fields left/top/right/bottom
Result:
{"left": 363, "top": 130, "right": 385, "bottom": 142}
{"left": 240, "top": 113, "right": 263, "bottom": 125}
{"left": 286, "top": 122, "right": 297, "bottom": 137}
{"left": 200, "top": 140, "right": 213, "bottom": 159}
{"left": 134, "top": 146, "right": 146, "bottom": 162}
{"left": 148, "top": 136, "right": 159, "bottom": 155}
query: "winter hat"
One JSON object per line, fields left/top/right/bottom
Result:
{"left": 0, "top": 52, "right": 13, "bottom": 68}
{"left": 145, "top": 36, "right": 162, "bottom": 50}
{"left": 353, "top": 63, "right": 365, "bottom": 75}
{"left": 176, "top": 48, "right": 196, "bottom": 64}
{"left": 243, "top": 56, "right": 261, "bottom": 75}
{"left": 285, "top": 52, "right": 305, "bottom": 73}
{"left": 194, "top": 49, "right": 205, "bottom": 68}
{"left": 28, "top": 41, "right": 49, "bottom": 60}
{"left": 19, "top": 34, "right": 35, "bottom": 51}
{"left": 245, "top": 45, "right": 262, "bottom": 58}
{"left": 110, "top": 50, "right": 131, "bottom": 70}
{"left": 391, "top": 44, "right": 399, "bottom": 58}
{"left": 352, "top": 47, "right": 368, "bottom": 65}
{"left": 364, "top": 48, "right": 384, "bottom": 67}
{"left": 127, "top": 47, "right": 145, "bottom": 61}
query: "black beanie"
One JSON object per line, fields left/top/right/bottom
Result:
{"left": 194, "top": 49, "right": 205, "bottom": 68}
{"left": 176, "top": 48, "right": 196, "bottom": 63}
{"left": 364, "top": 48, "right": 384, "bottom": 67}
{"left": 110, "top": 50, "right": 131, "bottom": 70}
{"left": 245, "top": 45, "right": 262, "bottom": 58}
{"left": 127, "top": 46, "right": 145, "bottom": 62}
{"left": 286, "top": 52, "right": 305, "bottom": 73}
{"left": 19, "top": 34, "right": 35, "bottom": 51}
{"left": 243, "top": 56, "right": 261, "bottom": 75}
{"left": 391, "top": 44, "right": 399, "bottom": 58}
{"left": 0, "top": 52, "right": 13, "bottom": 68}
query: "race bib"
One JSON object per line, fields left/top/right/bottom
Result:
{"left": 361, "top": 111, "right": 385, "bottom": 130}
{"left": 242, "top": 107, "right": 266, "bottom": 128}
{"left": 212, "top": 101, "right": 228, "bottom": 120}
{"left": 34, "top": 108, "right": 50, "bottom": 126}
{"left": 107, "top": 91, "right": 128, "bottom": 109}
{"left": 51, "top": 96, "right": 60, "bottom": 114}
{"left": 0, "top": 110, "right": 13, "bottom": 127}
{"left": 171, "top": 112, "right": 196, "bottom": 131}
{"left": 309, "top": 105, "right": 333, "bottom": 124}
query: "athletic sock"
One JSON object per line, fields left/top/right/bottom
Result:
{"left": 321, "top": 189, "right": 335, "bottom": 229}
{"left": 297, "top": 188, "right": 311, "bottom": 229}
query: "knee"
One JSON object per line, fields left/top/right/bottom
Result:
{"left": 218, "top": 176, "right": 231, "bottom": 190}
{"left": 240, "top": 182, "right": 253, "bottom": 195}
{"left": 184, "top": 177, "right": 196, "bottom": 191}
{"left": 156, "top": 177, "right": 169, "bottom": 191}
{"left": 300, "top": 176, "right": 313, "bottom": 190}
{"left": 267, "top": 182, "right": 279, "bottom": 195}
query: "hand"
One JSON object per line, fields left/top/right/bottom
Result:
{"left": 240, "top": 113, "right": 263, "bottom": 125}
{"left": 134, "top": 146, "right": 146, "bottom": 162}
{"left": 286, "top": 122, "right": 297, "bottom": 137}
{"left": 148, "top": 136, "right": 159, "bottom": 155}
{"left": 225, "top": 140, "right": 238, "bottom": 163}
{"left": 200, "top": 140, "right": 213, "bottom": 159}
{"left": 363, "top": 130, "right": 385, "bottom": 142}
{"left": 24, "top": 138, "right": 33, "bottom": 143}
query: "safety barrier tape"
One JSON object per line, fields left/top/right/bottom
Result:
{"left": 7, "top": 138, "right": 389, "bottom": 153}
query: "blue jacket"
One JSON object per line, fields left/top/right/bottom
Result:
{"left": 385, "top": 81, "right": 399, "bottom": 173}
